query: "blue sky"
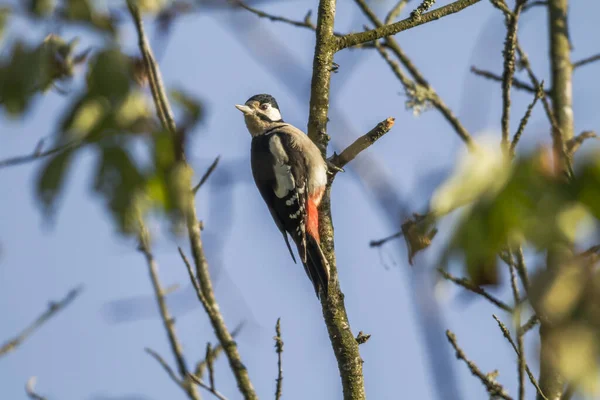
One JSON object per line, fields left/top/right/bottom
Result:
{"left": 1, "top": 1, "right": 600, "bottom": 399}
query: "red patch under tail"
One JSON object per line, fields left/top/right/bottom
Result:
{"left": 306, "top": 188, "right": 324, "bottom": 242}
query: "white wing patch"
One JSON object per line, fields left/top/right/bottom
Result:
{"left": 269, "top": 135, "right": 295, "bottom": 198}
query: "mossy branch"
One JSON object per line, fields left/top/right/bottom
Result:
{"left": 307, "top": 1, "right": 366, "bottom": 399}
{"left": 336, "top": 0, "right": 482, "bottom": 50}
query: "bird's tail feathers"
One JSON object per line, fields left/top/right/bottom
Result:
{"left": 304, "top": 234, "right": 330, "bottom": 299}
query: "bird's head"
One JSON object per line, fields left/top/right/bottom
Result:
{"left": 235, "top": 94, "right": 283, "bottom": 136}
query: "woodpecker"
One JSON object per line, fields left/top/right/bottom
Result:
{"left": 235, "top": 94, "right": 330, "bottom": 298}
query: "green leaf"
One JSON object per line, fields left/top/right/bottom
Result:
{"left": 64, "top": 0, "right": 115, "bottom": 34}
{"left": 87, "top": 49, "right": 132, "bottom": 100}
{"left": 0, "top": 41, "right": 47, "bottom": 115}
{"left": 36, "top": 148, "right": 75, "bottom": 215}
{"left": 28, "top": 0, "right": 56, "bottom": 18}
{"left": 61, "top": 96, "right": 108, "bottom": 139}
{"left": 93, "top": 145, "right": 145, "bottom": 232}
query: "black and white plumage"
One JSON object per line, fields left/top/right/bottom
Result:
{"left": 236, "top": 94, "right": 330, "bottom": 298}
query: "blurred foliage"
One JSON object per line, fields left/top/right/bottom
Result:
{"left": 0, "top": 1, "right": 203, "bottom": 234}
{"left": 428, "top": 142, "right": 600, "bottom": 394}
{"left": 0, "top": 34, "right": 89, "bottom": 115}
{"left": 529, "top": 248, "right": 600, "bottom": 394}
{"left": 32, "top": 47, "right": 202, "bottom": 233}
{"left": 428, "top": 140, "right": 599, "bottom": 285}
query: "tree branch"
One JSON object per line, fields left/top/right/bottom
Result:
{"left": 500, "top": 0, "right": 527, "bottom": 153}
{"left": 566, "top": 130, "right": 597, "bottom": 156}
{"left": 336, "top": 0, "right": 482, "bottom": 51}
{"left": 194, "top": 323, "right": 245, "bottom": 378}
{"left": 572, "top": 53, "right": 600, "bottom": 69}
{"left": 189, "top": 373, "right": 229, "bottom": 400}
{"left": 538, "top": 0, "right": 573, "bottom": 397}
{"left": 328, "top": 117, "right": 395, "bottom": 175}
{"left": 511, "top": 82, "right": 543, "bottom": 156}
{"left": 0, "top": 139, "right": 81, "bottom": 169}
{"left": 146, "top": 348, "right": 186, "bottom": 390}
{"left": 193, "top": 155, "right": 220, "bottom": 194}
{"left": 492, "top": 316, "right": 548, "bottom": 400}
{"left": 0, "top": 286, "right": 82, "bottom": 358}
{"left": 471, "top": 66, "right": 541, "bottom": 94}
{"left": 128, "top": 3, "right": 257, "bottom": 398}
{"left": 307, "top": 1, "right": 366, "bottom": 399}
{"left": 446, "top": 330, "right": 513, "bottom": 400}
{"left": 274, "top": 318, "right": 283, "bottom": 400}
{"left": 356, "top": 0, "right": 475, "bottom": 148}
{"left": 438, "top": 269, "right": 513, "bottom": 312}
{"left": 547, "top": 0, "right": 574, "bottom": 171}
{"left": 232, "top": 0, "right": 316, "bottom": 31}
{"left": 138, "top": 228, "right": 200, "bottom": 400}
{"left": 515, "top": 42, "right": 574, "bottom": 179}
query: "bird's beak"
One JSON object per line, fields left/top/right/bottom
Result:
{"left": 235, "top": 104, "right": 253, "bottom": 115}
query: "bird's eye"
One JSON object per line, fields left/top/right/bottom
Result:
{"left": 260, "top": 104, "right": 269, "bottom": 111}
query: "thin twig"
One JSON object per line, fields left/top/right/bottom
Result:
{"left": 470, "top": 66, "right": 540, "bottom": 94}
{"left": 206, "top": 342, "right": 216, "bottom": 390}
{"left": 521, "top": 315, "right": 539, "bottom": 334}
{"left": 232, "top": 0, "right": 316, "bottom": 30}
{"left": 193, "top": 155, "right": 221, "bottom": 194}
{"left": 179, "top": 247, "right": 210, "bottom": 309}
{"left": 515, "top": 42, "right": 574, "bottom": 179}
{"left": 138, "top": 228, "right": 200, "bottom": 400}
{"left": 0, "top": 139, "right": 81, "bottom": 169}
{"left": 357, "top": 0, "right": 475, "bottom": 148}
{"left": 188, "top": 373, "right": 229, "bottom": 400}
{"left": 510, "top": 82, "right": 543, "bottom": 156}
{"left": 337, "top": 0, "right": 482, "bottom": 50}
{"left": 500, "top": 0, "right": 527, "bottom": 153}
{"left": 446, "top": 330, "right": 513, "bottom": 400}
{"left": 194, "top": 323, "right": 245, "bottom": 378}
{"left": 146, "top": 348, "right": 185, "bottom": 390}
{"left": 505, "top": 252, "right": 525, "bottom": 400}
{"left": 128, "top": 1, "right": 176, "bottom": 134}
{"left": 25, "top": 377, "right": 47, "bottom": 400}
{"left": 329, "top": 117, "right": 395, "bottom": 175}
{"left": 492, "top": 316, "right": 548, "bottom": 400}
{"left": 0, "top": 286, "right": 82, "bottom": 357}
{"left": 373, "top": 40, "right": 414, "bottom": 88}
{"left": 274, "top": 318, "right": 283, "bottom": 400}
{"left": 572, "top": 53, "right": 600, "bottom": 69}
{"left": 369, "top": 231, "right": 403, "bottom": 247}
{"left": 385, "top": 0, "right": 410, "bottom": 24}
{"left": 438, "top": 269, "right": 513, "bottom": 312}
{"left": 566, "top": 130, "right": 597, "bottom": 156}
{"left": 513, "top": 246, "right": 530, "bottom": 293}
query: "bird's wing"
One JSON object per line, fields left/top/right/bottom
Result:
{"left": 251, "top": 129, "right": 309, "bottom": 263}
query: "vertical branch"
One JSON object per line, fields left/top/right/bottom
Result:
{"left": 548, "top": 0, "right": 573, "bottom": 172}
{"left": 500, "top": 0, "right": 526, "bottom": 153}
{"left": 538, "top": 1, "right": 573, "bottom": 399}
{"left": 274, "top": 318, "right": 283, "bottom": 400}
{"left": 308, "top": 1, "right": 366, "bottom": 399}
{"left": 128, "top": 3, "right": 257, "bottom": 399}
{"left": 138, "top": 227, "right": 200, "bottom": 400}
{"left": 307, "top": 0, "right": 337, "bottom": 149}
